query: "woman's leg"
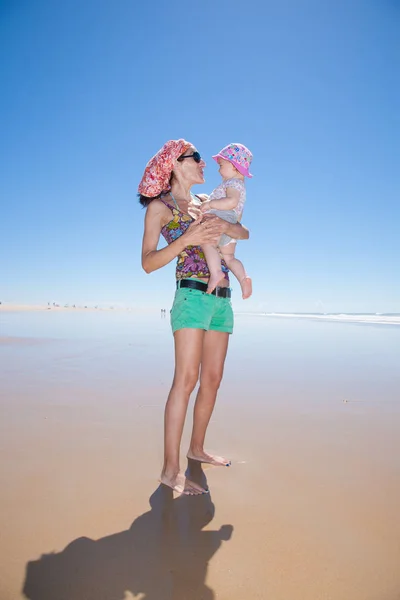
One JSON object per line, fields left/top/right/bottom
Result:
{"left": 201, "top": 244, "right": 225, "bottom": 294}
{"left": 187, "top": 330, "right": 231, "bottom": 467}
{"left": 220, "top": 243, "right": 252, "bottom": 299}
{"left": 161, "top": 327, "right": 208, "bottom": 495}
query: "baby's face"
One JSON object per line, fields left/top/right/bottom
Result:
{"left": 217, "top": 158, "right": 239, "bottom": 179}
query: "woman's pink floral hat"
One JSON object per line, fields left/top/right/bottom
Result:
{"left": 212, "top": 143, "right": 253, "bottom": 178}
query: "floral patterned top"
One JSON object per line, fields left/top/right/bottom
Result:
{"left": 209, "top": 178, "right": 246, "bottom": 218}
{"left": 160, "top": 197, "right": 229, "bottom": 281}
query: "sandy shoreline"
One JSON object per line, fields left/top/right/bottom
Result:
{"left": 1, "top": 315, "right": 399, "bottom": 599}
{"left": 2, "top": 385, "right": 399, "bottom": 599}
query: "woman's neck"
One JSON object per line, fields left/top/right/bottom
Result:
{"left": 170, "top": 181, "right": 193, "bottom": 202}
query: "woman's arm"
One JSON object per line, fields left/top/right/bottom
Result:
{"left": 202, "top": 214, "right": 250, "bottom": 240}
{"left": 223, "top": 221, "right": 250, "bottom": 240}
{"left": 141, "top": 201, "right": 228, "bottom": 274}
{"left": 141, "top": 201, "right": 186, "bottom": 273}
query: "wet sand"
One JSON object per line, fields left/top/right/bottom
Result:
{"left": 0, "top": 312, "right": 399, "bottom": 599}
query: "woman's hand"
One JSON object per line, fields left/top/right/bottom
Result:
{"left": 183, "top": 215, "right": 224, "bottom": 246}
{"left": 205, "top": 214, "right": 250, "bottom": 240}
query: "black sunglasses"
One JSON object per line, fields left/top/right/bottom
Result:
{"left": 177, "top": 151, "right": 202, "bottom": 164}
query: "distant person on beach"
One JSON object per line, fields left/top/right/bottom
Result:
{"left": 199, "top": 143, "right": 253, "bottom": 298}
{"left": 139, "top": 139, "right": 250, "bottom": 495}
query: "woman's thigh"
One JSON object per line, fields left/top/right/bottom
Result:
{"left": 200, "top": 330, "right": 230, "bottom": 386}
{"left": 173, "top": 328, "right": 205, "bottom": 387}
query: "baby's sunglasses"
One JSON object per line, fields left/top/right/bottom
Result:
{"left": 177, "top": 151, "right": 202, "bottom": 164}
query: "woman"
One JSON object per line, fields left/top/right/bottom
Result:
{"left": 139, "top": 139, "right": 249, "bottom": 495}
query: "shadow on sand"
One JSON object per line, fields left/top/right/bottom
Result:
{"left": 22, "top": 461, "right": 233, "bottom": 600}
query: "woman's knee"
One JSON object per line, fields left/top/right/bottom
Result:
{"left": 173, "top": 367, "right": 200, "bottom": 395}
{"left": 200, "top": 368, "right": 224, "bottom": 391}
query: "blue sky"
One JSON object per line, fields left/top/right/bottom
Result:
{"left": 1, "top": 0, "right": 399, "bottom": 313}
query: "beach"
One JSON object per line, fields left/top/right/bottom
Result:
{"left": 1, "top": 309, "right": 399, "bottom": 599}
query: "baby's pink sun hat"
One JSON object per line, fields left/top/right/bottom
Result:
{"left": 212, "top": 143, "right": 253, "bottom": 178}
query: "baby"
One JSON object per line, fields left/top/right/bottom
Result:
{"left": 200, "top": 143, "right": 252, "bottom": 299}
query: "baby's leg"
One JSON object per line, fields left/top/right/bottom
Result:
{"left": 220, "top": 243, "right": 252, "bottom": 299}
{"left": 202, "top": 244, "right": 226, "bottom": 294}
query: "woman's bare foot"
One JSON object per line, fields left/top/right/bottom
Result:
{"left": 240, "top": 276, "right": 252, "bottom": 299}
{"left": 187, "top": 450, "right": 231, "bottom": 467}
{"left": 207, "top": 271, "right": 225, "bottom": 294}
{"left": 186, "top": 458, "right": 209, "bottom": 491}
{"left": 160, "top": 470, "right": 208, "bottom": 495}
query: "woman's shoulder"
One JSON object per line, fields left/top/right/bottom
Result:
{"left": 147, "top": 195, "right": 175, "bottom": 211}
{"left": 145, "top": 197, "right": 174, "bottom": 225}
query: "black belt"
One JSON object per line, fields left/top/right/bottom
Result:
{"left": 177, "top": 279, "right": 231, "bottom": 298}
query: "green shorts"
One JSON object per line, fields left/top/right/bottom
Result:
{"left": 170, "top": 285, "right": 234, "bottom": 334}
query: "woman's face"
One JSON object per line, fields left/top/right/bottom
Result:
{"left": 175, "top": 147, "right": 206, "bottom": 185}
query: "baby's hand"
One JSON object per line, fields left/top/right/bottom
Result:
{"left": 200, "top": 201, "right": 212, "bottom": 213}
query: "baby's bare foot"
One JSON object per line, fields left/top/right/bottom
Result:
{"left": 187, "top": 450, "right": 231, "bottom": 467}
{"left": 207, "top": 271, "right": 225, "bottom": 294}
{"left": 241, "top": 276, "right": 252, "bottom": 299}
{"left": 160, "top": 471, "right": 208, "bottom": 495}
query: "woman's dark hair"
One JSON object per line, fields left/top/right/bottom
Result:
{"left": 138, "top": 191, "right": 162, "bottom": 208}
